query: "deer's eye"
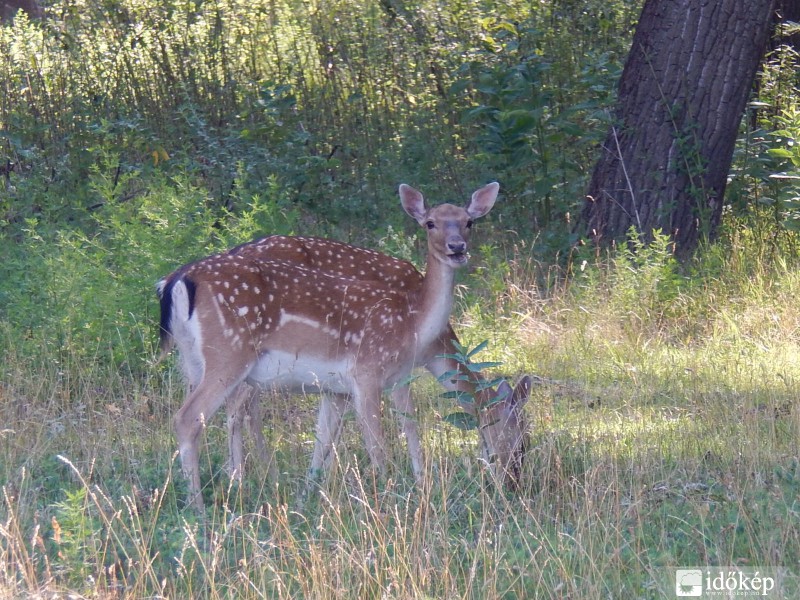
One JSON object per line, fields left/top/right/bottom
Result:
{"left": 466, "top": 220, "right": 474, "bottom": 229}
{"left": 426, "top": 220, "right": 435, "bottom": 229}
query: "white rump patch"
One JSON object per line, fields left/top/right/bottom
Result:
{"left": 169, "top": 279, "right": 205, "bottom": 386}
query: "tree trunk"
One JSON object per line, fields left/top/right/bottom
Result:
{"left": 580, "top": 0, "right": 775, "bottom": 258}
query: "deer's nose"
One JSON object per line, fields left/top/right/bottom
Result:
{"left": 447, "top": 240, "right": 466, "bottom": 254}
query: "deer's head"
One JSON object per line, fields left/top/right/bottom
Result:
{"left": 478, "top": 376, "right": 531, "bottom": 489}
{"left": 400, "top": 182, "right": 499, "bottom": 268}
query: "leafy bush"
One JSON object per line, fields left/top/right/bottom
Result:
{"left": 727, "top": 41, "right": 800, "bottom": 236}
{"left": 0, "top": 163, "right": 303, "bottom": 373}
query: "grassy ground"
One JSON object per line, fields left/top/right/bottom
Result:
{"left": 2, "top": 237, "right": 800, "bottom": 598}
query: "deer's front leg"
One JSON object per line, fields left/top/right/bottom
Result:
{"left": 352, "top": 381, "right": 387, "bottom": 475}
{"left": 390, "top": 385, "right": 424, "bottom": 480}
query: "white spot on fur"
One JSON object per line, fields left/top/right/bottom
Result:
{"left": 278, "top": 310, "right": 342, "bottom": 339}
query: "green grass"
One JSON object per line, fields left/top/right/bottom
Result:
{"left": 2, "top": 240, "right": 800, "bottom": 598}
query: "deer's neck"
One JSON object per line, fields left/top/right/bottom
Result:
{"left": 413, "top": 256, "right": 456, "bottom": 354}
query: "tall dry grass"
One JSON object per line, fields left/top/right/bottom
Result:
{"left": 2, "top": 234, "right": 800, "bottom": 598}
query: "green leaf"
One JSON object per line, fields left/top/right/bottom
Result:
{"left": 768, "top": 148, "right": 794, "bottom": 158}
{"left": 436, "top": 353, "right": 465, "bottom": 363}
{"left": 558, "top": 122, "right": 586, "bottom": 137}
{"left": 466, "top": 361, "right": 503, "bottom": 372}
{"left": 443, "top": 412, "right": 479, "bottom": 431}
{"left": 500, "top": 110, "right": 538, "bottom": 133}
{"left": 476, "top": 377, "right": 504, "bottom": 392}
{"left": 440, "top": 390, "right": 476, "bottom": 404}
{"left": 492, "top": 21, "right": 518, "bottom": 35}
{"left": 436, "top": 372, "right": 471, "bottom": 384}
{"left": 436, "top": 369, "right": 460, "bottom": 380}
{"left": 448, "top": 79, "right": 471, "bottom": 96}
{"left": 467, "top": 340, "right": 490, "bottom": 358}
{"left": 783, "top": 218, "right": 800, "bottom": 232}
{"left": 450, "top": 339, "right": 468, "bottom": 355}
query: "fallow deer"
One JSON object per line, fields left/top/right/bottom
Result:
{"left": 213, "top": 235, "right": 530, "bottom": 490}
{"left": 158, "top": 183, "right": 522, "bottom": 510}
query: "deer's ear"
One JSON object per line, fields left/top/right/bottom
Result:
{"left": 399, "top": 184, "right": 427, "bottom": 225}
{"left": 511, "top": 375, "right": 531, "bottom": 409}
{"left": 496, "top": 380, "right": 513, "bottom": 402}
{"left": 466, "top": 182, "right": 499, "bottom": 219}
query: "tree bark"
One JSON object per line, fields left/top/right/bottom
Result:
{"left": 580, "top": 0, "right": 775, "bottom": 258}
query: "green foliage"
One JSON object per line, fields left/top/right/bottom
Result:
{"left": 765, "top": 105, "right": 800, "bottom": 228}
{"left": 609, "top": 227, "right": 685, "bottom": 319}
{"left": 0, "top": 162, "right": 303, "bottom": 372}
{"left": 456, "top": 39, "right": 618, "bottom": 237}
{"left": 47, "top": 487, "right": 103, "bottom": 591}
{"left": 472, "top": 242, "right": 514, "bottom": 299}
{"left": 0, "top": 0, "right": 639, "bottom": 242}
{"left": 444, "top": 12, "right": 623, "bottom": 255}
{"left": 437, "top": 340, "right": 504, "bottom": 431}
{"left": 376, "top": 224, "right": 420, "bottom": 266}
{"left": 729, "top": 101, "right": 800, "bottom": 231}
{"left": 727, "top": 41, "right": 800, "bottom": 234}
{"left": 572, "top": 227, "right": 686, "bottom": 339}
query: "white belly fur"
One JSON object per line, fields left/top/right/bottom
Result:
{"left": 246, "top": 350, "right": 353, "bottom": 394}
